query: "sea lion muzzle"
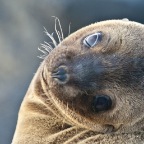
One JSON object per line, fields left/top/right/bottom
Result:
{"left": 51, "top": 55, "right": 105, "bottom": 88}
{"left": 51, "top": 52, "right": 108, "bottom": 90}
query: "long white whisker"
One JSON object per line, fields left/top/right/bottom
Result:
{"left": 53, "top": 18, "right": 61, "bottom": 43}
{"left": 41, "top": 47, "right": 51, "bottom": 53}
{"left": 43, "top": 41, "right": 53, "bottom": 50}
{"left": 51, "top": 32, "right": 55, "bottom": 37}
{"left": 43, "top": 27, "right": 57, "bottom": 47}
{"left": 53, "top": 16, "right": 64, "bottom": 40}
{"left": 37, "top": 55, "right": 45, "bottom": 59}
{"left": 52, "top": 16, "right": 64, "bottom": 42}
{"left": 57, "top": 18, "right": 64, "bottom": 40}
{"left": 41, "top": 43, "right": 53, "bottom": 52}
{"left": 38, "top": 18, "right": 66, "bottom": 59}
{"left": 44, "top": 41, "right": 55, "bottom": 48}
{"left": 68, "top": 22, "right": 71, "bottom": 36}
{"left": 38, "top": 47, "right": 48, "bottom": 54}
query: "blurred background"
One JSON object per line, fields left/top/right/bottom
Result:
{"left": 1, "top": 0, "right": 144, "bottom": 143}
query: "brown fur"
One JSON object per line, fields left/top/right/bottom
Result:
{"left": 12, "top": 20, "right": 144, "bottom": 143}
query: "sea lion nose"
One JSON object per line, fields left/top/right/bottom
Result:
{"left": 52, "top": 66, "right": 68, "bottom": 83}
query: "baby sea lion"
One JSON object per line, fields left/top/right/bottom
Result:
{"left": 12, "top": 19, "right": 144, "bottom": 144}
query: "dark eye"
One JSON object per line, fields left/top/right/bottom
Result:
{"left": 92, "top": 95, "right": 112, "bottom": 113}
{"left": 83, "top": 32, "right": 102, "bottom": 48}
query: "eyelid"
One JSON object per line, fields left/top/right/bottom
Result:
{"left": 83, "top": 32, "right": 102, "bottom": 48}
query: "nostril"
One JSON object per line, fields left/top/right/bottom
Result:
{"left": 52, "top": 66, "right": 68, "bottom": 83}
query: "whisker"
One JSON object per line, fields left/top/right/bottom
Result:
{"left": 38, "top": 17, "right": 70, "bottom": 59}
{"left": 51, "top": 32, "right": 55, "bottom": 37}
{"left": 38, "top": 47, "right": 49, "bottom": 59}
{"left": 37, "top": 55, "right": 45, "bottom": 59}
{"left": 38, "top": 47, "right": 48, "bottom": 54}
{"left": 44, "top": 41, "right": 55, "bottom": 48}
{"left": 52, "top": 16, "right": 64, "bottom": 41}
{"left": 43, "top": 26, "right": 57, "bottom": 47}
{"left": 68, "top": 22, "right": 71, "bottom": 36}
{"left": 58, "top": 31, "right": 63, "bottom": 41}
{"left": 52, "top": 17, "right": 62, "bottom": 43}
{"left": 43, "top": 41, "right": 54, "bottom": 50}
{"left": 41, "top": 43, "right": 53, "bottom": 52}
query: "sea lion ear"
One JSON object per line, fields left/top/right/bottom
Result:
{"left": 122, "top": 18, "right": 129, "bottom": 22}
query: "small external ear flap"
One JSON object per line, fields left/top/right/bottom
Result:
{"left": 122, "top": 18, "right": 129, "bottom": 22}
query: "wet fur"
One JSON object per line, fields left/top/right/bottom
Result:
{"left": 12, "top": 19, "right": 144, "bottom": 143}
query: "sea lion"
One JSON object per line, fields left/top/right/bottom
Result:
{"left": 12, "top": 19, "right": 144, "bottom": 144}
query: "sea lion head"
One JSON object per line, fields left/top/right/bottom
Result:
{"left": 39, "top": 19, "right": 144, "bottom": 133}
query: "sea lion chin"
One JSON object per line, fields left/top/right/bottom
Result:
{"left": 12, "top": 19, "right": 144, "bottom": 143}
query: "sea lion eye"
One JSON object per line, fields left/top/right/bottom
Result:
{"left": 83, "top": 32, "right": 102, "bottom": 48}
{"left": 92, "top": 95, "right": 112, "bottom": 113}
